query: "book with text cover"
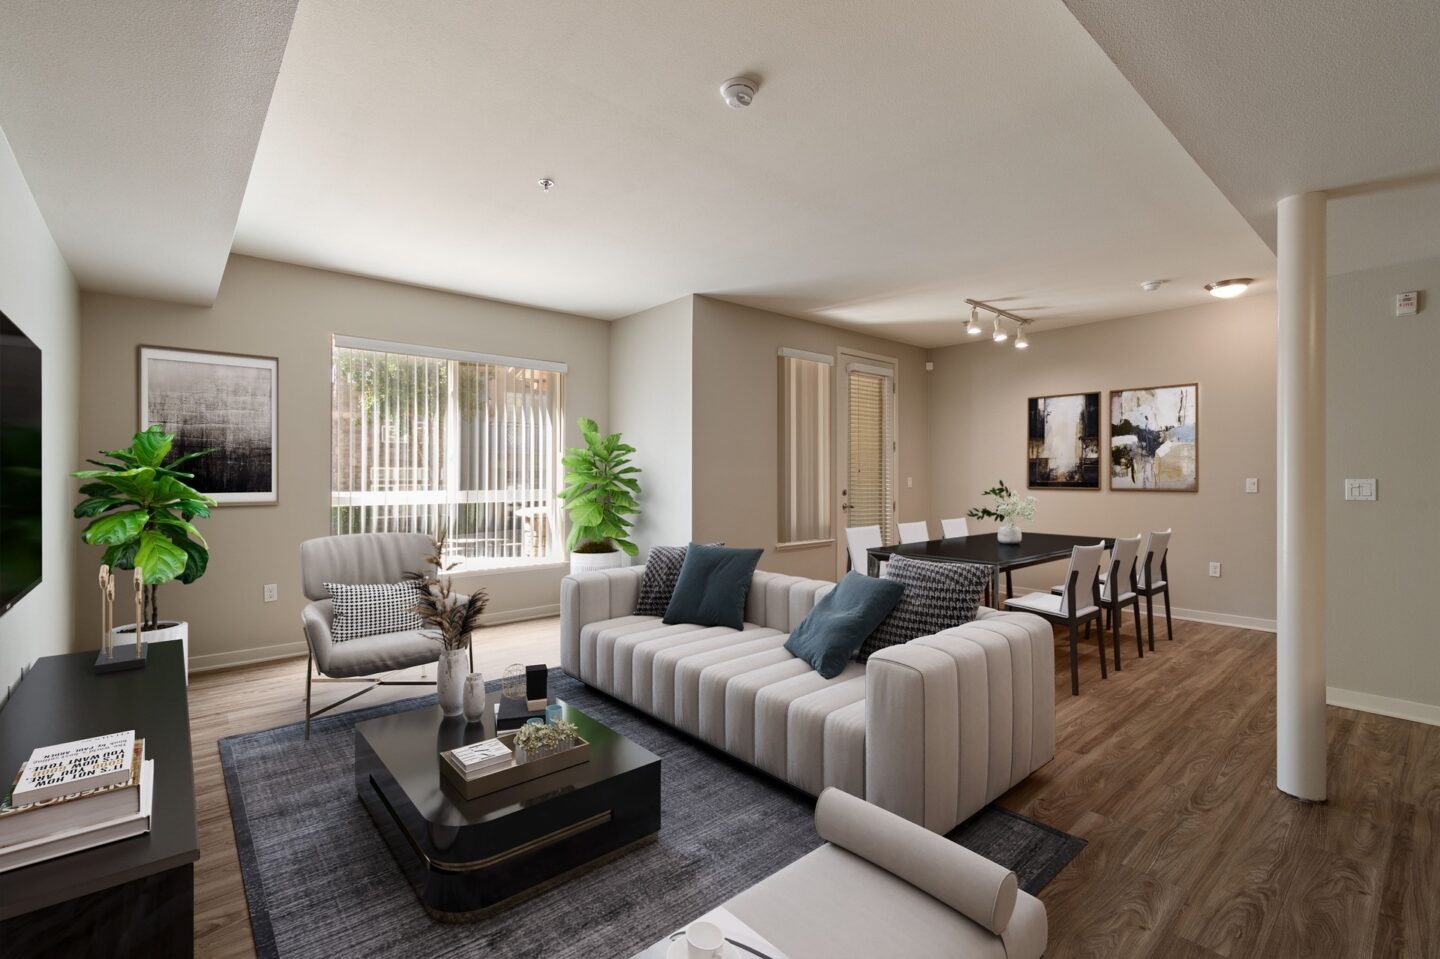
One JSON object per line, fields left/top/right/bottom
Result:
{"left": 13, "top": 730, "right": 135, "bottom": 805}
{"left": 446, "top": 739, "right": 513, "bottom": 775}
{"left": 0, "top": 739, "right": 146, "bottom": 847}
{"left": 0, "top": 760, "right": 154, "bottom": 873}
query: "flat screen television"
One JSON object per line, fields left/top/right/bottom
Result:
{"left": 1, "top": 310, "right": 42, "bottom": 615}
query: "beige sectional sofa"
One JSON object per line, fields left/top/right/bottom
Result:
{"left": 561, "top": 566, "right": 1056, "bottom": 833}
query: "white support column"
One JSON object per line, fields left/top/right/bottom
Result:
{"left": 1276, "top": 191, "right": 1328, "bottom": 801}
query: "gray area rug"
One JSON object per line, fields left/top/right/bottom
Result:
{"left": 220, "top": 669, "right": 1084, "bottom": 959}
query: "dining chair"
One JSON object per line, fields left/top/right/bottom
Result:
{"left": 1059, "top": 535, "right": 1143, "bottom": 671}
{"left": 1129, "top": 529, "right": 1173, "bottom": 650}
{"left": 941, "top": 517, "right": 970, "bottom": 538}
{"left": 1003, "top": 542, "right": 1106, "bottom": 696}
{"left": 845, "top": 525, "right": 884, "bottom": 576}
{"left": 897, "top": 521, "right": 931, "bottom": 544}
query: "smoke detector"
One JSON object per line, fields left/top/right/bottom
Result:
{"left": 1140, "top": 279, "right": 1166, "bottom": 292}
{"left": 720, "top": 76, "right": 758, "bottom": 108}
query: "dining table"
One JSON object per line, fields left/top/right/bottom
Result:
{"left": 867, "top": 531, "right": 1114, "bottom": 607}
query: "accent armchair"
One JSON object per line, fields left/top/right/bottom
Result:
{"left": 299, "top": 532, "right": 467, "bottom": 738}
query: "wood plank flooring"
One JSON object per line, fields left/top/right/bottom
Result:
{"left": 186, "top": 615, "right": 1439, "bottom": 958}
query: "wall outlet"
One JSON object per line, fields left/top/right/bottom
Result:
{"left": 1245, "top": 478, "right": 1259, "bottom": 493}
{"left": 906, "top": 476, "right": 913, "bottom": 489}
{"left": 1208, "top": 562, "right": 1222, "bottom": 578}
{"left": 263, "top": 583, "right": 279, "bottom": 603}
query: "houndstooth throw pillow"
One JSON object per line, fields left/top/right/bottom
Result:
{"left": 633, "top": 544, "right": 721, "bottom": 616}
{"left": 325, "top": 581, "right": 425, "bottom": 642}
{"left": 857, "top": 556, "right": 989, "bottom": 662}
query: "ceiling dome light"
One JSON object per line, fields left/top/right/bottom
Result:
{"left": 992, "top": 313, "right": 1008, "bottom": 342}
{"left": 1205, "top": 277, "right": 1253, "bottom": 299}
{"left": 966, "top": 305, "right": 982, "bottom": 335}
{"left": 1014, "top": 326, "right": 1029, "bottom": 349}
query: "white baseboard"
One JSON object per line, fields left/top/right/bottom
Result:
{"left": 187, "top": 605, "right": 562, "bottom": 674}
{"left": 1006, "top": 586, "right": 1276, "bottom": 633}
{"left": 189, "top": 640, "right": 309, "bottom": 673}
{"left": 478, "top": 602, "right": 559, "bottom": 626}
{"left": 1327, "top": 687, "right": 1440, "bottom": 727}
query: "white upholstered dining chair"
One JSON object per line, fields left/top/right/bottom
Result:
{"left": 941, "top": 517, "right": 970, "bottom": 538}
{"left": 844, "top": 525, "right": 884, "bottom": 575}
{"left": 897, "top": 520, "right": 931, "bottom": 544}
{"left": 1004, "top": 542, "right": 1107, "bottom": 696}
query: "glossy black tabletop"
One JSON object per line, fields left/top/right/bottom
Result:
{"left": 869, "top": 531, "right": 1113, "bottom": 569}
{"left": 354, "top": 695, "right": 660, "bottom": 830}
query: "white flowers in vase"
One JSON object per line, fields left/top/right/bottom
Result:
{"left": 966, "top": 480, "right": 1037, "bottom": 544}
{"left": 513, "top": 718, "right": 580, "bottom": 763}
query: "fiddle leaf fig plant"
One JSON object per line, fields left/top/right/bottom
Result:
{"left": 560, "top": 417, "right": 641, "bottom": 556}
{"left": 73, "top": 425, "right": 216, "bottom": 628}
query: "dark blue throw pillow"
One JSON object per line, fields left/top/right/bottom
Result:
{"left": 662, "top": 544, "right": 765, "bottom": 630}
{"left": 785, "top": 572, "right": 906, "bottom": 678}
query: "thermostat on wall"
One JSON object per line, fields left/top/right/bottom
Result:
{"left": 1396, "top": 291, "right": 1419, "bottom": 316}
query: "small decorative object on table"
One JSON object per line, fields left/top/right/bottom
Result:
{"left": 501, "top": 663, "right": 527, "bottom": 701}
{"left": 966, "top": 480, "right": 1038, "bottom": 545}
{"left": 406, "top": 529, "right": 488, "bottom": 717}
{"left": 497, "top": 662, "right": 548, "bottom": 729}
{"left": 462, "top": 673, "right": 487, "bottom": 723}
{"left": 525, "top": 663, "right": 548, "bottom": 711}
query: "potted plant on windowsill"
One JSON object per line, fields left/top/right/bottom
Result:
{"left": 560, "top": 417, "right": 641, "bottom": 574}
{"left": 73, "top": 426, "right": 216, "bottom": 678}
{"left": 966, "top": 480, "right": 1037, "bottom": 544}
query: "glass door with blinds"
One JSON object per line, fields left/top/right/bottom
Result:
{"left": 330, "top": 335, "right": 567, "bottom": 567}
{"left": 838, "top": 356, "right": 896, "bottom": 577}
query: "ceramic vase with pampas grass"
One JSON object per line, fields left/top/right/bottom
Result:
{"left": 407, "top": 530, "right": 489, "bottom": 716}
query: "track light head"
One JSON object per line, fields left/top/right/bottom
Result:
{"left": 991, "top": 313, "right": 1008, "bottom": 342}
{"left": 966, "top": 305, "right": 981, "bottom": 335}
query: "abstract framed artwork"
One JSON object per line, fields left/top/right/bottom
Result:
{"left": 1027, "top": 392, "right": 1101, "bottom": 489}
{"left": 139, "top": 346, "right": 278, "bottom": 505}
{"left": 1109, "top": 383, "right": 1198, "bottom": 492}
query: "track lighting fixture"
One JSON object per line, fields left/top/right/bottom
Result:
{"left": 1014, "top": 326, "right": 1029, "bottom": 349}
{"left": 991, "top": 313, "right": 1008, "bottom": 342}
{"left": 966, "top": 305, "right": 982, "bottom": 335}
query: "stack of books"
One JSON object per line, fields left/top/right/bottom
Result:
{"left": 442, "top": 738, "right": 514, "bottom": 780}
{"left": 0, "top": 730, "right": 154, "bottom": 872}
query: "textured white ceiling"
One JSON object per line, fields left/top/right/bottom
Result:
{"left": 233, "top": 0, "right": 1273, "bottom": 345}
{"left": 1065, "top": 0, "right": 1440, "bottom": 274}
{"left": 0, "top": 1, "right": 298, "bottom": 304}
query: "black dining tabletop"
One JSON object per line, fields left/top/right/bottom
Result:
{"left": 869, "top": 531, "right": 1111, "bottom": 569}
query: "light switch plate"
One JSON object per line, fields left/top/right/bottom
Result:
{"left": 1344, "top": 478, "right": 1377, "bottom": 501}
{"left": 1208, "top": 562, "right": 1222, "bottom": 578}
{"left": 1245, "top": 478, "right": 1259, "bottom": 493}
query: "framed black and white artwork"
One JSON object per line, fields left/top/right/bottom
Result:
{"left": 1109, "top": 383, "right": 1199, "bottom": 492}
{"left": 1027, "top": 392, "right": 1102, "bottom": 489}
{"left": 139, "top": 346, "right": 278, "bottom": 505}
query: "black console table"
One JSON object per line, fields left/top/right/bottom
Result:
{"left": 0, "top": 642, "right": 197, "bottom": 958}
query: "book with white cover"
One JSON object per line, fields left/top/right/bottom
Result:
{"left": 448, "top": 739, "right": 512, "bottom": 772}
{"left": 0, "top": 740, "right": 146, "bottom": 847}
{"left": 0, "top": 761, "right": 154, "bottom": 873}
{"left": 13, "top": 730, "right": 135, "bottom": 805}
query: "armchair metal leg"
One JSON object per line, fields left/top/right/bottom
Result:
{"left": 305, "top": 653, "right": 314, "bottom": 741}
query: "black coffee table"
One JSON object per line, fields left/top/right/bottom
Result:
{"left": 355, "top": 695, "right": 661, "bottom": 922}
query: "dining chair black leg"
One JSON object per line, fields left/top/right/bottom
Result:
{"left": 1163, "top": 586, "right": 1174, "bottom": 642}
{"left": 1111, "top": 599, "right": 1122, "bottom": 672}
{"left": 1067, "top": 622, "right": 1080, "bottom": 696}
{"left": 1006, "top": 570, "right": 1014, "bottom": 599}
{"left": 1132, "top": 595, "right": 1144, "bottom": 657}
{"left": 1095, "top": 618, "right": 1107, "bottom": 679}
{"left": 1146, "top": 591, "right": 1156, "bottom": 652}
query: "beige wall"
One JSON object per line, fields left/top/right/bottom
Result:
{"left": 609, "top": 296, "right": 694, "bottom": 558}
{"left": 0, "top": 127, "right": 80, "bottom": 702}
{"left": 928, "top": 296, "right": 1279, "bottom": 625}
{"left": 691, "top": 296, "right": 931, "bottom": 582}
{"left": 77, "top": 255, "right": 609, "bottom": 671}
{"left": 1325, "top": 255, "right": 1439, "bottom": 715}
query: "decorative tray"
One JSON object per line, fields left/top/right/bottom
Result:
{"left": 439, "top": 732, "right": 591, "bottom": 800}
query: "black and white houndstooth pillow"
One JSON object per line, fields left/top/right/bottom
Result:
{"left": 325, "top": 582, "right": 426, "bottom": 642}
{"left": 633, "top": 544, "right": 721, "bottom": 616}
{"left": 857, "top": 556, "right": 989, "bottom": 662}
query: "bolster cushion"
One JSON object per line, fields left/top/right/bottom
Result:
{"left": 814, "top": 787, "right": 1018, "bottom": 935}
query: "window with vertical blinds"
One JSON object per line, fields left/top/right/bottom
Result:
{"left": 847, "top": 364, "right": 895, "bottom": 543}
{"left": 778, "top": 350, "right": 833, "bottom": 545}
{"left": 330, "top": 336, "right": 567, "bottom": 568}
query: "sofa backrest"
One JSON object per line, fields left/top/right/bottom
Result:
{"left": 745, "top": 570, "right": 834, "bottom": 633}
